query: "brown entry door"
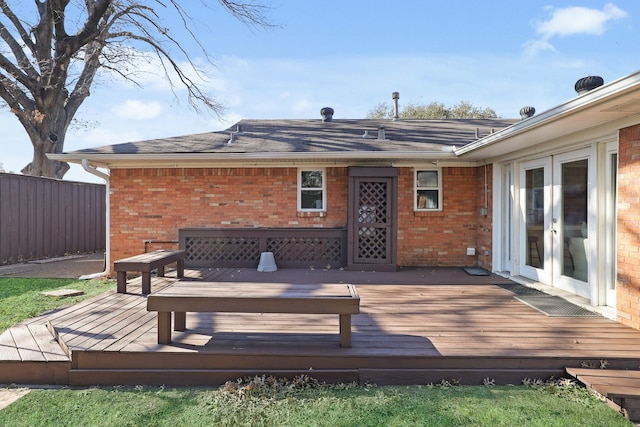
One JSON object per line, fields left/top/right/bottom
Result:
{"left": 347, "top": 168, "right": 398, "bottom": 271}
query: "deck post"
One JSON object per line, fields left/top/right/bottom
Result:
{"left": 174, "top": 312, "right": 186, "bottom": 331}
{"left": 116, "top": 271, "right": 127, "bottom": 293}
{"left": 339, "top": 314, "right": 352, "bottom": 348}
{"left": 141, "top": 272, "right": 152, "bottom": 295}
{"left": 157, "top": 311, "right": 172, "bottom": 344}
{"left": 177, "top": 259, "right": 185, "bottom": 278}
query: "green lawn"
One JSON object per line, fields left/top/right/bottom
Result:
{"left": 0, "top": 379, "right": 631, "bottom": 426}
{"left": 0, "top": 277, "right": 114, "bottom": 333}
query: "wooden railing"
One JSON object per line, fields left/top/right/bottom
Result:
{"left": 179, "top": 228, "right": 347, "bottom": 269}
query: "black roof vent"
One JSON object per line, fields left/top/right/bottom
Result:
{"left": 519, "top": 106, "right": 535, "bottom": 119}
{"left": 320, "top": 107, "right": 334, "bottom": 122}
{"left": 575, "top": 76, "right": 604, "bottom": 95}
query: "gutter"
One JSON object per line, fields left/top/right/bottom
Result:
{"left": 48, "top": 147, "right": 459, "bottom": 168}
{"left": 79, "top": 159, "right": 110, "bottom": 280}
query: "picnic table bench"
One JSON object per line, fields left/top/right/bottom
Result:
{"left": 146, "top": 281, "right": 360, "bottom": 347}
{"left": 114, "top": 249, "right": 185, "bottom": 295}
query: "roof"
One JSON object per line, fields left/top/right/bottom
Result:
{"left": 455, "top": 70, "right": 640, "bottom": 161}
{"left": 50, "top": 69, "right": 640, "bottom": 170}
{"left": 51, "top": 118, "right": 518, "bottom": 168}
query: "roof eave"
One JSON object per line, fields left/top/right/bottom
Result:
{"left": 48, "top": 149, "right": 458, "bottom": 168}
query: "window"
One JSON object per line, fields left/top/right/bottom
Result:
{"left": 415, "top": 169, "right": 441, "bottom": 210}
{"left": 298, "top": 169, "right": 325, "bottom": 211}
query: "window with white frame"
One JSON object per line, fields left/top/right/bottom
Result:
{"left": 415, "top": 169, "right": 441, "bottom": 210}
{"left": 298, "top": 169, "right": 325, "bottom": 211}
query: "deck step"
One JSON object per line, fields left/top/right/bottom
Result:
{"left": 566, "top": 367, "right": 640, "bottom": 422}
{"left": 0, "top": 324, "right": 68, "bottom": 362}
{"left": 0, "top": 323, "right": 70, "bottom": 384}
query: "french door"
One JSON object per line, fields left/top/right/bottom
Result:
{"left": 519, "top": 150, "right": 591, "bottom": 298}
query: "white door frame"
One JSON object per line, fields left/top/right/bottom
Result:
{"left": 518, "top": 157, "right": 552, "bottom": 284}
{"left": 500, "top": 164, "right": 514, "bottom": 274}
{"left": 504, "top": 146, "right": 607, "bottom": 303}
{"left": 599, "top": 140, "right": 618, "bottom": 308}
{"left": 550, "top": 148, "right": 592, "bottom": 300}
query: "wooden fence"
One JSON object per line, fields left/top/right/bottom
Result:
{"left": 0, "top": 173, "right": 106, "bottom": 265}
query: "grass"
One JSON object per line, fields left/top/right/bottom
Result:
{"left": 0, "top": 377, "right": 631, "bottom": 427}
{"left": 0, "top": 277, "right": 114, "bottom": 333}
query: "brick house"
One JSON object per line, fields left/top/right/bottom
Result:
{"left": 52, "top": 70, "right": 640, "bottom": 330}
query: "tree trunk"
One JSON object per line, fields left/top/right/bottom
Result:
{"left": 21, "top": 144, "right": 70, "bottom": 178}
{"left": 19, "top": 114, "right": 71, "bottom": 179}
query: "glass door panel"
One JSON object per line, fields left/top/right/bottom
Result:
{"left": 525, "top": 168, "right": 545, "bottom": 269}
{"left": 552, "top": 149, "right": 591, "bottom": 299}
{"left": 561, "top": 159, "right": 588, "bottom": 281}
{"left": 519, "top": 157, "right": 551, "bottom": 283}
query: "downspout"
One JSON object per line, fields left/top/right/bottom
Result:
{"left": 79, "top": 159, "right": 110, "bottom": 280}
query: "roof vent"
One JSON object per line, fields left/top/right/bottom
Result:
{"left": 377, "top": 126, "right": 387, "bottom": 140}
{"left": 392, "top": 92, "right": 400, "bottom": 120}
{"left": 320, "top": 107, "right": 334, "bottom": 122}
{"left": 519, "top": 106, "right": 535, "bottom": 119}
{"left": 575, "top": 75, "right": 604, "bottom": 95}
{"left": 362, "top": 130, "right": 375, "bottom": 139}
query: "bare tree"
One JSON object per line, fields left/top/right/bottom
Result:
{"left": 0, "top": 1, "right": 273, "bottom": 178}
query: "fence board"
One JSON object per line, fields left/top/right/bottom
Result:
{"left": 0, "top": 173, "right": 106, "bottom": 265}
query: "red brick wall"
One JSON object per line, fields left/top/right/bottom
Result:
{"left": 109, "top": 167, "right": 348, "bottom": 262}
{"left": 109, "top": 166, "right": 481, "bottom": 270}
{"left": 396, "top": 167, "right": 480, "bottom": 267}
{"left": 617, "top": 124, "right": 640, "bottom": 329}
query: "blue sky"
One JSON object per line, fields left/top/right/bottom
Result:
{"left": 1, "top": 1, "right": 639, "bottom": 182}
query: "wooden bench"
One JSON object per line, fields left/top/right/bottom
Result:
{"left": 114, "top": 249, "right": 185, "bottom": 295}
{"left": 147, "top": 282, "right": 360, "bottom": 347}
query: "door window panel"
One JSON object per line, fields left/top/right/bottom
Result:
{"left": 525, "top": 168, "right": 544, "bottom": 268}
{"left": 562, "top": 159, "right": 588, "bottom": 281}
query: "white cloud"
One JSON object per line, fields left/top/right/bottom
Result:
{"left": 112, "top": 99, "right": 163, "bottom": 120}
{"left": 522, "top": 39, "right": 557, "bottom": 59}
{"left": 524, "top": 3, "right": 627, "bottom": 58}
{"left": 537, "top": 3, "right": 627, "bottom": 38}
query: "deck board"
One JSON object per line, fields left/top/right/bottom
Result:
{"left": 0, "top": 329, "right": 21, "bottom": 361}
{"left": 28, "top": 325, "right": 69, "bottom": 362}
{"left": 4, "top": 267, "right": 640, "bottom": 386}
{"left": 30, "top": 280, "right": 639, "bottom": 358}
{"left": 9, "top": 325, "right": 47, "bottom": 361}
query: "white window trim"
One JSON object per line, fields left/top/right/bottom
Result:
{"left": 414, "top": 168, "right": 443, "bottom": 211}
{"left": 298, "top": 168, "right": 326, "bottom": 212}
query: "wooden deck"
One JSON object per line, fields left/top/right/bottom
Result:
{"left": 2, "top": 267, "right": 640, "bottom": 391}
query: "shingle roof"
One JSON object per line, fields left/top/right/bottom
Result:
{"left": 68, "top": 118, "right": 518, "bottom": 156}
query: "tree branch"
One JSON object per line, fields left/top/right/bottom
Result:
{"left": 0, "top": 70, "right": 35, "bottom": 111}
{"left": 0, "top": 0, "right": 36, "bottom": 51}
{"left": 0, "top": 19, "right": 39, "bottom": 82}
